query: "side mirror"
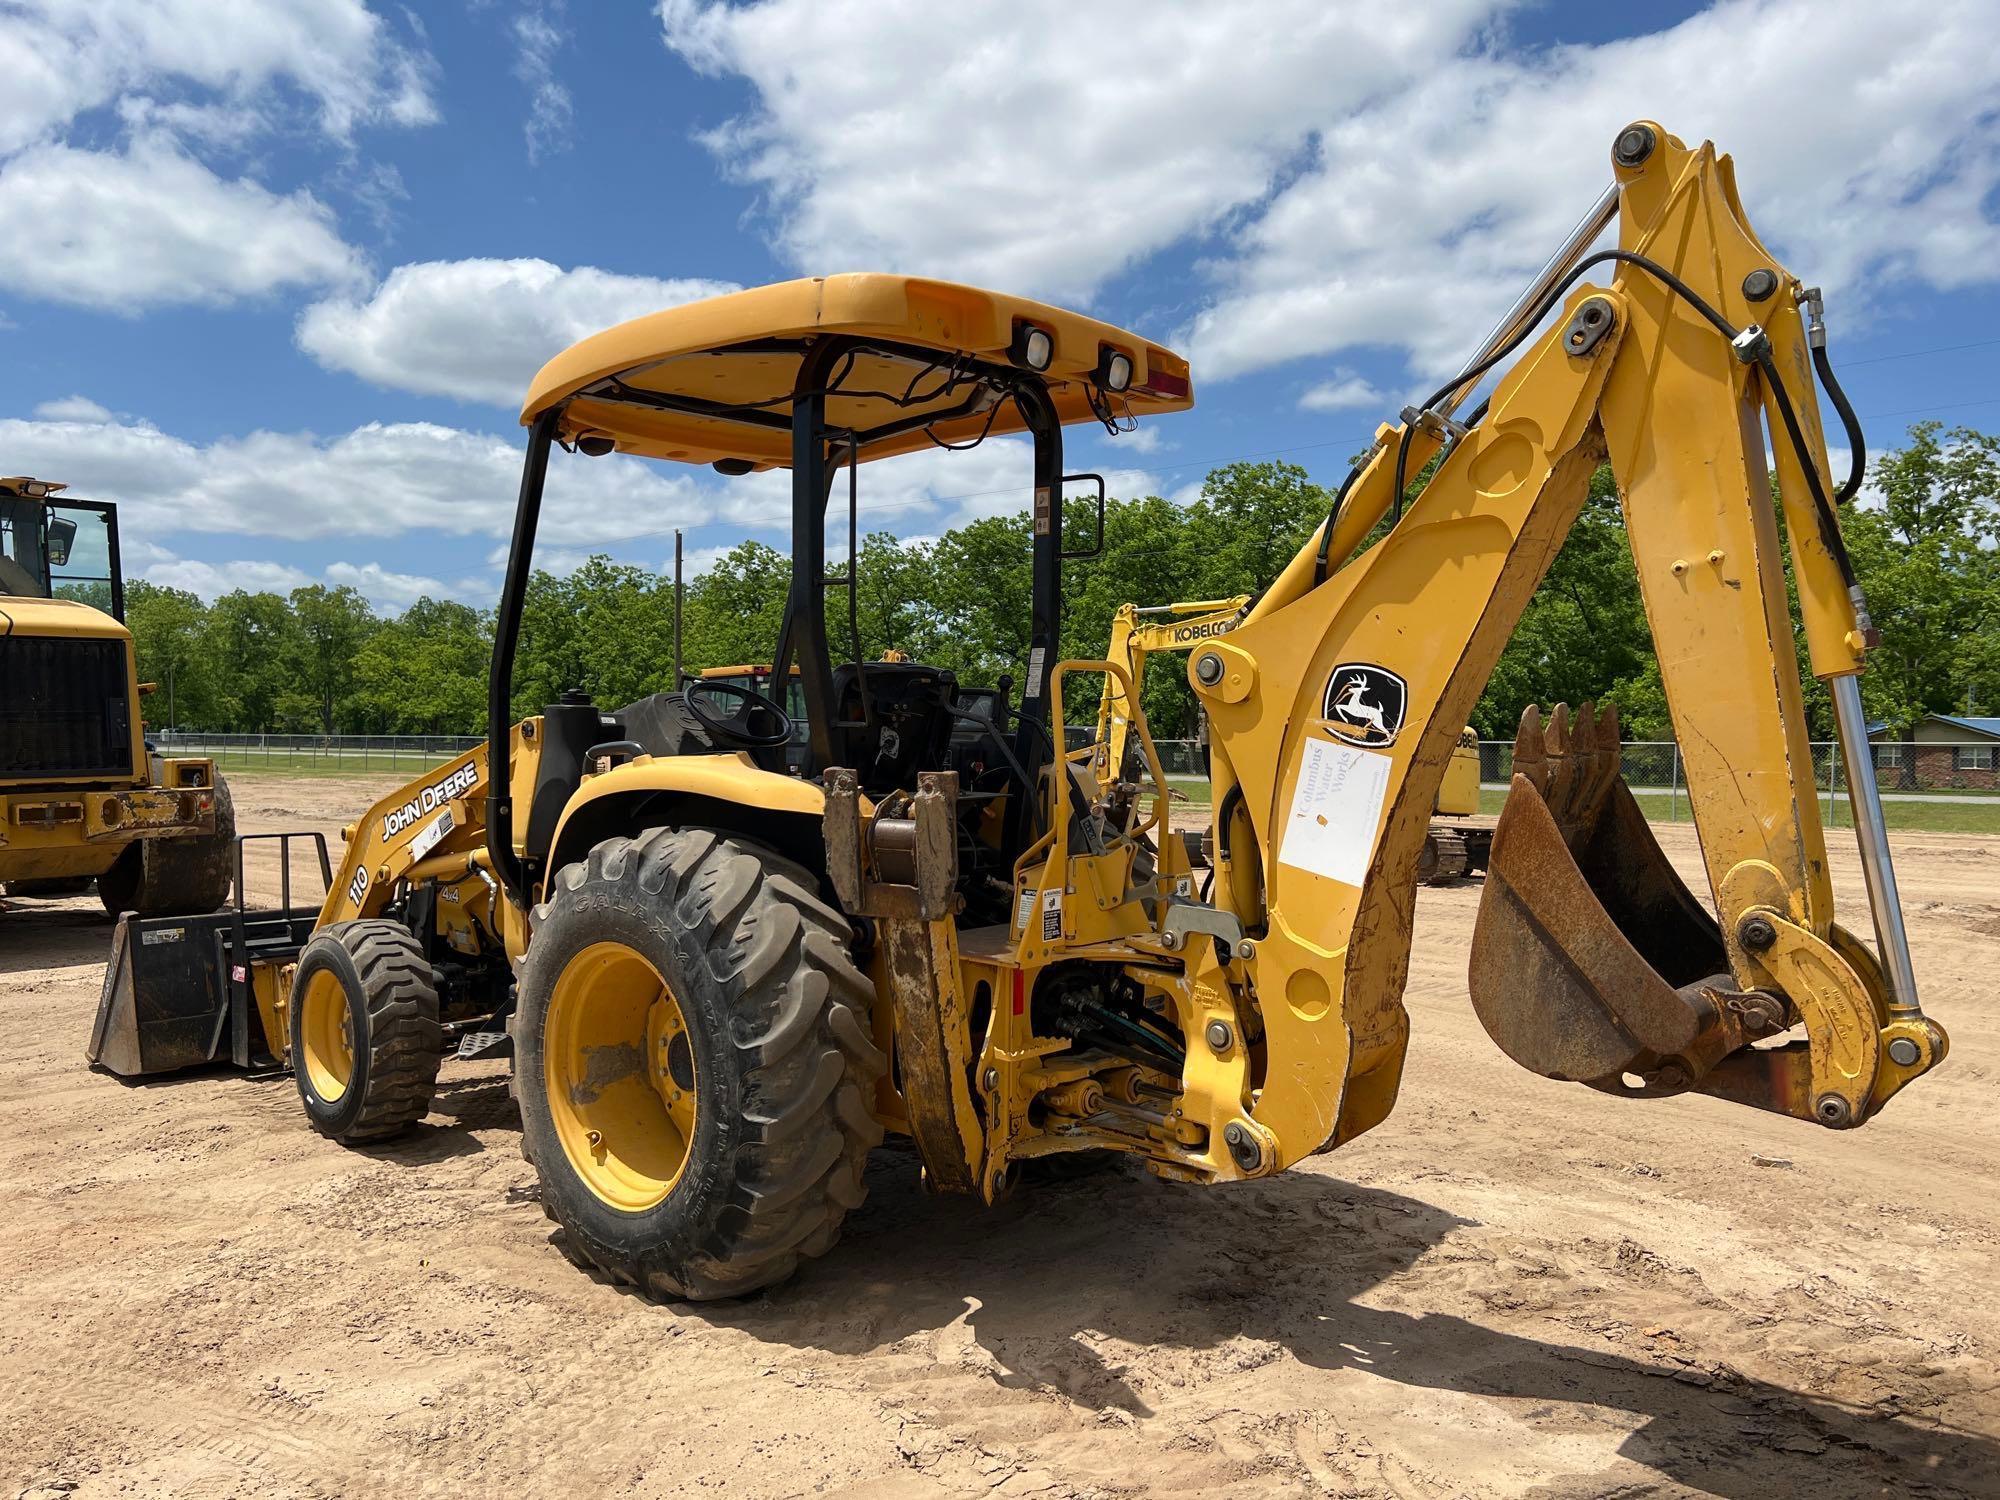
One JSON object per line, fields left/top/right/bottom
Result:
{"left": 45, "top": 516, "right": 77, "bottom": 568}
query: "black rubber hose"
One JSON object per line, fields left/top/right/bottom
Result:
{"left": 1812, "top": 342, "right": 1866, "bottom": 504}
{"left": 1311, "top": 462, "right": 1365, "bottom": 586}
{"left": 1758, "top": 350, "right": 1860, "bottom": 590}
{"left": 1390, "top": 248, "right": 1745, "bottom": 512}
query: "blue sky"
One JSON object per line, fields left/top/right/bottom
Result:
{"left": 2, "top": 0, "right": 1997, "bottom": 611}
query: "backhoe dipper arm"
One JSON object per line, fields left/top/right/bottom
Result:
{"left": 1187, "top": 123, "right": 1943, "bottom": 1175}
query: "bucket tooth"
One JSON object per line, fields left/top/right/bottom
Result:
{"left": 1470, "top": 703, "right": 1734, "bottom": 1089}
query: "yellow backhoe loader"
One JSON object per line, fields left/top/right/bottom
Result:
{"left": 2, "top": 477, "right": 231, "bottom": 917}
{"left": 1095, "top": 597, "right": 1490, "bottom": 880}
{"left": 94, "top": 123, "right": 1945, "bottom": 1302}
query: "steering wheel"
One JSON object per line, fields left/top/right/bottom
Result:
{"left": 683, "top": 678, "right": 795, "bottom": 750}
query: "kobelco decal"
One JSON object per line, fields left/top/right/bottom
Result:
{"left": 382, "top": 761, "right": 480, "bottom": 840}
{"left": 1168, "top": 618, "right": 1237, "bottom": 646}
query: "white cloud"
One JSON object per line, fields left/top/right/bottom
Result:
{"left": 31, "top": 395, "right": 114, "bottom": 423}
{"left": 297, "top": 258, "right": 740, "bottom": 405}
{"left": 0, "top": 0, "right": 435, "bottom": 155}
{"left": 658, "top": 0, "right": 1497, "bottom": 304}
{"left": 1110, "top": 426, "right": 1167, "bottom": 455}
{"left": 511, "top": 3, "right": 573, "bottom": 165}
{"left": 323, "top": 559, "right": 453, "bottom": 609}
{"left": 1298, "top": 374, "right": 1384, "bottom": 413}
{"left": 1, "top": 404, "right": 1164, "bottom": 601}
{"left": 0, "top": 136, "right": 365, "bottom": 311}
{"left": 142, "top": 554, "right": 314, "bottom": 598}
{"left": 657, "top": 0, "right": 2000, "bottom": 392}
{"left": 0, "top": 409, "right": 724, "bottom": 548}
{"left": 132, "top": 546, "right": 453, "bottom": 612}
{"left": 1190, "top": 0, "right": 2000, "bottom": 380}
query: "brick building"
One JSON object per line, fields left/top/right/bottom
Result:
{"left": 1868, "top": 714, "right": 2000, "bottom": 791}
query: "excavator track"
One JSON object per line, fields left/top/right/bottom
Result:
{"left": 1416, "top": 827, "right": 1470, "bottom": 884}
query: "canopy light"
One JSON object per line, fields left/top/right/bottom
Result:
{"left": 576, "top": 432, "right": 616, "bottom": 457}
{"left": 1010, "top": 322, "right": 1054, "bottom": 372}
{"left": 1097, "top": 348, "right": 1134, "bottom": 393}
{"left": 712, "top": 457, "right": 756, "bottom": 476}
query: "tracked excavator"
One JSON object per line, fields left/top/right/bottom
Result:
{"left": 94, "top": 123, "right": 1944, "bottom": 1300}
{"left": 1095, "top": 597, "right": 1490, "bottom": 880}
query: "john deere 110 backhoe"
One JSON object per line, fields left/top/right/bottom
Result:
{"left": 95, "top": 123, "right": 1944, "bottom": 1300}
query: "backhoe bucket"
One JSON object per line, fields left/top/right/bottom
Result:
{"left": 1468, "top": 704, "right": 1747, "bottom": 1092}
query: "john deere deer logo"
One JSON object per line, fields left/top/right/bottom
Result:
{"left": 1322, "top": 663, "right": 1407, "bottom": 747}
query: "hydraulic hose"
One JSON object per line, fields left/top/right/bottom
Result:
{"left": 1813, "top": 342, "right": 1866, "bottom": 504}
{"left": 1376, "top": 248, "right": 1859, "bottom": 591}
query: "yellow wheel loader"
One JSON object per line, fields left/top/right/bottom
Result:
{"left": 1095, "top": 597, "right": 1491, "bottom": 880}
{"left": 94, "top": 123, "right": 1945, "bottom": 1302}
{"left": 1, "top": 477, "right": 231, "bottom": 918}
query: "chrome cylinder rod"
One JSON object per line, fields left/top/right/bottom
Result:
{"left": 1439, "top": 182, "right": 1622, "bottom": 418}
{"left": 1830, "top": 672, "right": 1922, "bottom": 1015}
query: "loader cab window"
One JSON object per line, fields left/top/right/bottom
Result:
{"left": 0, "top": 499, "right": 120, "bottom": 617}
{"left": 0, "top": 498, "right": 49, "bottom": 597}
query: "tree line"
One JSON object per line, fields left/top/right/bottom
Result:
{"left": 126, "top": 422, "right": 2000, "bottom": 741}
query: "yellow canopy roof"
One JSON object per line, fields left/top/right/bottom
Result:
{"left": 520, "top": 274, "right": 1193, "bottom": 469}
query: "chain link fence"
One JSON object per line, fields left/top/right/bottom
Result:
{"left": 155, "top": 732, "right": 482, "bottom": 776}
{"left": 155, "top": 730, "right": 1995, "bottom": 814}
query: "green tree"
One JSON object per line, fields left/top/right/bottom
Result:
{"left": 1844, "top": 422, "right": 2000, "bottom": 731}
{"left": 351, "top": 598, "right": 492, "bottom": 732}
{"left": 288, "top": 584, "right": 378, "bottom": 732}
{"left": 198, "top": 591, "right": 300, "bottom": 730}
{"left": 681, "top": 541, "right": 790, "bottom": 673}
{"left": 123, "top": 580, "right": 209, "bottom": 730}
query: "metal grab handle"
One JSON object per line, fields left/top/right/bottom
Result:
{"left": 1047, "top": 658, "right": 1172, "bottom": 842}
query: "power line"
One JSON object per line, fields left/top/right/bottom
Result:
{"left": 1841, "top": 336, "right": 2000, "bottom": 368}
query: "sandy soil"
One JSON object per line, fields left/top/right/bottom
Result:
{"left": 2, "top": 771, "right": 1996, "bottom": 1499}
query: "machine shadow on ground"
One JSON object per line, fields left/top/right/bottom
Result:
{"left": 0, "top": 900, "right": 115, "bottom": 976}
{"left": 677, "top": 1152, "right": 2000, "bottom": 1500}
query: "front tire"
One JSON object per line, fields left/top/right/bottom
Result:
{"left": 97, "top": 774, "right": 237, "bottom": 917}
{"left": 290, "top": 920, "right": 442, "bottom": 1142}
{"left": 514, "top": 827, "right": 885, "bottom": 1301}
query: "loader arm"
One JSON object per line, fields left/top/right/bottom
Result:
{"left": 1190, "top": 123, "right": 1943, "bottom": 1170}
{"left": 317, "top": 744, "right": 494, "bottom": 928}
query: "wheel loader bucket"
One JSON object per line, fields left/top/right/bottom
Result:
{"left": 1468, "top": 704, "right": 1745, "bottom": 1092}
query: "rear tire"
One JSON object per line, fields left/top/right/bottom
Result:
{"left": 514, "top": 827, "right": 885, "bottom": 1301}
{"left": 290, "top": 919, "right": 442, "bottom": 1142}
{"left": 97, "top": 775, "right": 237, "bottom": 917}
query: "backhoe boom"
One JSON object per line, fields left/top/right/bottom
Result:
{"left": 1188, "top": 122, "right": 1941, "bottom": 1169}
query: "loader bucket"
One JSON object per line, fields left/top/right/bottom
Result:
{"left": 87, "top": 906, "right": 312, "bottom": 1077}
{"left": 1468, "top": 704, "right": 1741, "bottom": 1092}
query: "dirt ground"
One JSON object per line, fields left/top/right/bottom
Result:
{"left": 2, "top": 772, "right": 1996, "bottom": 1499}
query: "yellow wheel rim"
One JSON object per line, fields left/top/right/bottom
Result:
{"left": 544, "top": 941, "right": 699, "bottom": 1213}
{"left": 299, "top": 968, "right": 354, "bottom": 1102}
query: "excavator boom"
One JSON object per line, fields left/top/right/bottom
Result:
{"left": 1186, "top": 122, "right": 1941, "bottom": 1170}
